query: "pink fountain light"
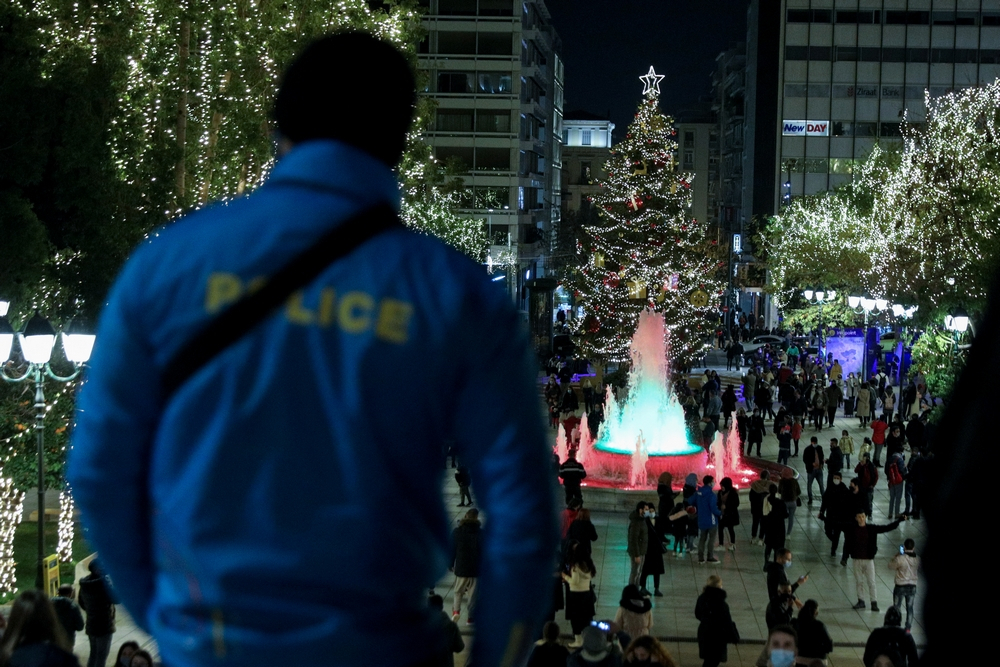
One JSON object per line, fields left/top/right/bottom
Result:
{"left": 584, "top": 310, "right": 706, "bottom": 488}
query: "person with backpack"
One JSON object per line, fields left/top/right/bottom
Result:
{"left": 882, "top": 386, "right": 896, "bottom": 423}
{"left": 863, "top": 607, "right": 919, "bottom": 667}
{"left": 810, "top": 386, "right": 827, "bottom": 432}
{"left": 885, "top": 452, "right": 908, "bottom": 520}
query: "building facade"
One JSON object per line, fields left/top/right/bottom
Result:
{"left": 674, "top": 121, "right": 716, "bottom": 238}
{"left": 560, "top": 113, "right": 615, "bottom": 213}
{"left": 778, "top": 0, "right": 1000, "bottom": 200}
{"left": 417, "top": 0, "right": 562, "bottom": 312}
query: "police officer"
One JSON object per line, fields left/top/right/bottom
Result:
{"left": 69, "top": 33, "right": 556, "bottom": 667}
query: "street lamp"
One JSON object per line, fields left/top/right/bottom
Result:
{"left": 0, "top": 307, "right": 94, "bottom": 589}
{"left": 945, "top": 307, "right": 970, "bottom": 333}
{"left": 803, "top": 287, "right": 836, "bottom": 358}
{"left": 849, "top": 293, "right": 885, "bottom": 381}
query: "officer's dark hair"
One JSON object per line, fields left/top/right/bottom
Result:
{"left": 274, "top": 32, "right": 416, "bottom": 166}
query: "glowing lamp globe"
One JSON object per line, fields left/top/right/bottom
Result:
{"left": 874, "top": 298, "right": 889, "bottom": 311}
{"left": 19, "top": 313, "right": 55, "bottom": 365}
{"left": 947, "top": 308, "right": 970, "bottom": 333}
{"left": 803, "top": 289, "right": 814, "bottom": 300}
{"left": 62, "top": 319, "right": 96, "bottom": 364}
{"left": 848, "top": 295, "right": 861, "bottom": 309}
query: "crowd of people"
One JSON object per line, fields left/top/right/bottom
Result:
{"left": 0, "top": 569, "right": 153, "bottom": 667}
{"left": 515, "top": 337, "right": 928, "bottom": 666}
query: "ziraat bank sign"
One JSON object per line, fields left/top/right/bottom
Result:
{"left": 781, "top": 120, "right": 830, "bottom": 136}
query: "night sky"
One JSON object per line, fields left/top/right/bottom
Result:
{"left": 547, "top": 0, "right": 748, "bottom": 133}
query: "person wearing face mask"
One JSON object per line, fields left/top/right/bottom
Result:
{"left": 765, "top": 584, "right": 796, "bottom": 630}
{"left": 640, "top": 506, "right": 665, "bottom": 596}
{"left": 755, "top": 625, "right": 798, "bottom": 667}
{"left": 764, "top": 549, "right": 808, "bottom": 602}
{"left": 818, "top": 472, "right": 853, "bottom": 563}
{"left": 112, "top": 643, "right": 139, "bottom": 667}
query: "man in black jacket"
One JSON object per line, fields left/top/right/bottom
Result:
{"left": 50, "top": 584, "right": 85, "bottom": 648}
{"left": 764, "top": 548, "right": 808, "bottom": 601}
{"left": 428, "top": 594, "right": 465, "bottom": 667}
{"left": 845, "top": 513, "right": 902, "bottom": 611}
{"left": 78, "top": 560, "right": 117, "bottom": 667}
{"left": 818, "top": 472, "right": 853, "bottom": 563}
{"left": 863, "top": 607, "right": 919, "bottom": 667}
{"left": 558, "top": 451, "right": 587, "bottom": 506}
{"left": 451, "top": 509, "right": 482, "bottom": 625}
{"left": 802, "top": 437, "right": 825, "bottom": 504}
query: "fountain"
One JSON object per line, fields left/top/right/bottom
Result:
{"left": 557, "top": 309, "right": 783, "bottom": 494}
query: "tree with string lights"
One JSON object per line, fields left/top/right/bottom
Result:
{"left": 566, "top": 67, "right": 724, "bottom": 366}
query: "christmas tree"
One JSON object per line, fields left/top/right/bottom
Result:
{"left": 568, "top": 67, "right": 723, "bottom": 366}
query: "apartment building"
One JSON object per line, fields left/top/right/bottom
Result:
{"left": 417, "top": 0, "right": 563, "bottom": 310}
{"left": 560, "top": 112, "right": 615, "bottom": 214}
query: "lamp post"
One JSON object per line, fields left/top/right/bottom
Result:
{"left": 803, "top": 288, "right": 836, "bottom": 359}
{"left": 848, "top": 294, "right": 886, "bottom": 381}
{"left": 0, "top": 303, "right": 95, "bottom": 588}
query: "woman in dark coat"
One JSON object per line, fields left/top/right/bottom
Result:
{"left": 695, "top": 575, "right": 738, "bottom": 667}
{"left": 717, "top": 477, "right": 740, "bottom": 550}
{"left": 565, "top": 508, "right": 598, "bottom": 559}
{"left": 793, "top": 599, "right": 834, "bottom": 662}
{"left": 763, "top": 484, "right": 787, "bottom": 564}
{"left": 641, "top": 508, "right": 665, "bottom": 596}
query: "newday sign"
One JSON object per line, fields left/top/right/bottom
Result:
{"left": 782, "top": 120, "right": 830, "bottom": 136}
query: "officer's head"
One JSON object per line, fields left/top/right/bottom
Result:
{"left": 274, "top": 32, "right": 416, "bottom": 166}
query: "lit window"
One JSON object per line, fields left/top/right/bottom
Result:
{"left": 581, "top": 130, "right": 592, "bottom": 145}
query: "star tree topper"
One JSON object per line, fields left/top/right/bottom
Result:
{"left": 639, "top": 66, "right": 664, "bottom": 97}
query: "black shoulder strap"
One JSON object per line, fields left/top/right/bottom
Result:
{"left": 161, "top": 203, "right": 401, "bottom": 401}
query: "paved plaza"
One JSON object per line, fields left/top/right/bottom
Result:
{"left": 435, "top": 358, "right": 927, "bottom": 666}
{"left": 48, "top": 355, "right": 925, "bottom": 667}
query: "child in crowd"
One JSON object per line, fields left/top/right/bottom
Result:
{"left": 839, "top": 429, "right": 855, "bottom": 468}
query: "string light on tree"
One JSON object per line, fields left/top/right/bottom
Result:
{"left": 565, "top": 67, "right": 723, "bottom": 365}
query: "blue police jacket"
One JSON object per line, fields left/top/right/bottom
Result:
{"left": 68, "top": 140, "right": 557, "bottom": 667}
{"left": 695, "top": 485, "right": 722, "bottom": 530}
